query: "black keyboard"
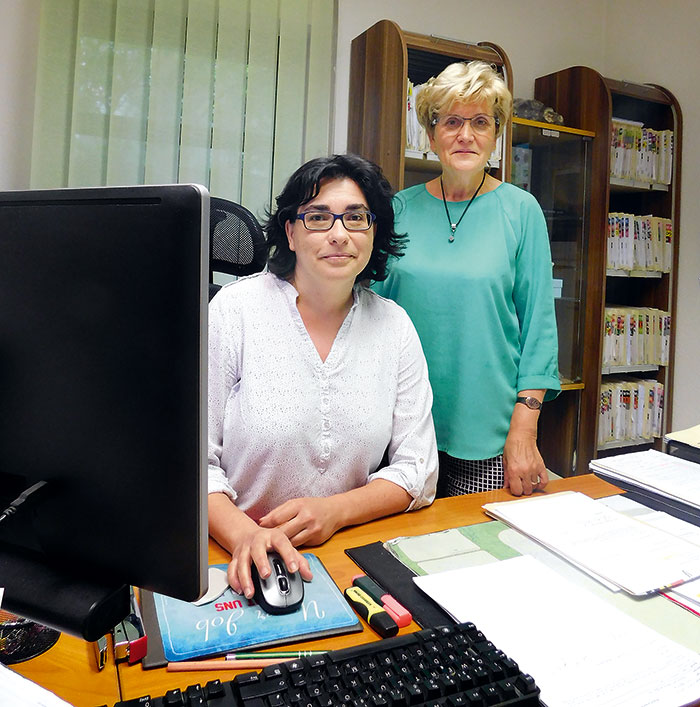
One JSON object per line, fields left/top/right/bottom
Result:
{"left": 115, "top": 622, "right": 543, "bottom": 707}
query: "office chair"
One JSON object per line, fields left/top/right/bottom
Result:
{"left": 209, "top": 197, "right": 266, "bottom": 301}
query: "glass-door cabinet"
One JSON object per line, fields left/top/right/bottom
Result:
{"left": 510, "top": 117, "right": 594, "bottom": 475}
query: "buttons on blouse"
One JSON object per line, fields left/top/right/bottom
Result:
{"left": 316, "top": 369, "right": 332, "bottom": 474}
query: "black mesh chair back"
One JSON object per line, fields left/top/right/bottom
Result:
{"left": 209, "top": 197, "right": 266, "bottom": 300}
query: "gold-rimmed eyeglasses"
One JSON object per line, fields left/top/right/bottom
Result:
{"left": 431, "top": 114, "right": 499, "bottom": 136}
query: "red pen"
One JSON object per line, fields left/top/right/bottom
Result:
{"left": 352, "top": 574, "right": 412, "bottom": 627}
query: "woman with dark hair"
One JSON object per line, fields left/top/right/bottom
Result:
{"left": 208, "top": 154, "right": 438, "bottom": 598}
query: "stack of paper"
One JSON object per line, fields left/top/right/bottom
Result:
{"left": 414, "top": 555, "right": 700, "bottom": 707}
{"left": 665, "top": 424, "right": 700, "bottom": 449}
{"left": 665, "top": 578, "right": 700, "bottom": 617}
{"left": 590, "top": 449, "right": 700, "bottom": 511}
{"left": 482, "top": 491, "right": 700, "bottom": 595}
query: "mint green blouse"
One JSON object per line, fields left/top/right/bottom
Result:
{"left": 373, "top": 182, "right": 560, "bottom": 460}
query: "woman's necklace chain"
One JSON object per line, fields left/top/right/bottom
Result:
{"left": 440, "top": 171, "right": 486, "bottom": 243}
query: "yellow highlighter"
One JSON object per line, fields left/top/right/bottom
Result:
{"left": 344, "top": 585, "right": 399, "bottom": 638}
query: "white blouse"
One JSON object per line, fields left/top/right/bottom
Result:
{"left": 207, "top": 272, "right": 438, "bottom": 520}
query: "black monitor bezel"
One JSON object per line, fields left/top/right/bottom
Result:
{"left": 0, "top": 184, "right": 209, "bottom": 639}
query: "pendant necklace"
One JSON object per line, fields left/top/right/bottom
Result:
{"left": 440, "top": 170, "right": 486, "bottom": 242}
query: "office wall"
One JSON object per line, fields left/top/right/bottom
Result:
{"left": 602, "top": 0, "right": 699, "bottom": 430}
{"left": 0, "top": 0, "right": 40, "bottom": 190}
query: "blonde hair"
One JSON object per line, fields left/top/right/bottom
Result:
{"left": 415, "top": 60, "right": 511, "bottom": 138}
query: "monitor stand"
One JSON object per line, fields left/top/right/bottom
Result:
{"left": 0, "top": 612, "right": 60, "bottom": 664}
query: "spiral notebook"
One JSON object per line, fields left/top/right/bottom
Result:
{"left": 139, "top": 553, "right": 360, "bottom": 667}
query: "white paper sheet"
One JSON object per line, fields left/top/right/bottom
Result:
{"left": 0, "top": 663, "right": 74, "bottom": 707}
{"left": 665, "top": 423, "right": 700, "bottom": 448}
{"left": 414, "top": 555, "right": 700, "bottom": 707}
{"left": 483, "top": 491, "right": 700, "bottom": 595}
{"left": 591, "top": 449, "right": 700, "bottom": 509}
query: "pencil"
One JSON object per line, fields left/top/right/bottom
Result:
{"left": 227, "top": 650, "right": 327, "bottom": 660}
{"left": 167, "top": 658, "right": 288, "bottom": 672}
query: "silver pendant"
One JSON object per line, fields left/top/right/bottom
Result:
{"left": 448, "top": 235, "right": 455, "bottom": 243}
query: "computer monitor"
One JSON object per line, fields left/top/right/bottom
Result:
{"left": 0, "top": 184, "right": 209, "bottom": 641}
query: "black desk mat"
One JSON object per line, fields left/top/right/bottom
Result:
{"left": 345, "top": 541, "right": 454, "bottom": 628}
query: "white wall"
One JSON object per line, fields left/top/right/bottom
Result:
{"left": 0, "top": 0, "right": 41, "bottom": 190}
{"left": 602, "top": 0, "right": 699, "bottom": 430}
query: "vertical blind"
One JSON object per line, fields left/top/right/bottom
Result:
{"left": 30, "top": 0, "right": 336, "bottom": 221}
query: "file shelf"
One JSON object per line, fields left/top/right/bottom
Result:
{"left": 535, "top": 67, "right": 682, "bottom": 474}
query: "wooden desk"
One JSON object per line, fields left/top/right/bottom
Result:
{"left": 9, "top": 631, "right": 120, "bottom": 707}
{"left": 115, "top": 474, "right": 620, "bottom": 702}
{"left": 8, "top": 475, "right": 621, "bottom": 705}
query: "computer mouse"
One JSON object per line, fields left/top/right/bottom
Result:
{"left": 250, "top": 552, "right": 304, "bottom": 615}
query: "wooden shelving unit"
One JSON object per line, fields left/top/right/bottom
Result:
{"left": 535, "top": 67, "right": 682, "bottom": 474}
{"left": 347, "top": 19, "right": 512, "bottom": 191}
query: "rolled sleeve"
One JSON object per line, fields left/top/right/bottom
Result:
{"left": 514, "top": 197, "right": 561, "bottom": 401}
{"left": 371, "top": 314, "right": 438, "bottom": 510}
{"left": 208, "top": 463, "right": 238, "bottom": 500}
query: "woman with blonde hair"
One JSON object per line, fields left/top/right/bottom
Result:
{"left": 375, "top": 61, "right": 560, "bottom": 497}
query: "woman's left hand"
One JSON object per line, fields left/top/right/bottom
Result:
{"left": 503, "top": 431, "right": 548, "bottom": 496}
{"left": 258, "top": 496, "right": 343, "bottom": 547}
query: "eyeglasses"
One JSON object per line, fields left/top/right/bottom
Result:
{"left": 295, "top": 210, "right": 376, "bottom": 232}
{"left": 431, "top": 113, "right": 499, "bottom": 136}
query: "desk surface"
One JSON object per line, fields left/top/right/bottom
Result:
{"left": 119, "top": 475, "right": 622, "bottom": 704}
{"left": 6, "top": 475, "right": 640, "bottom": 705}
{"left": 10, "top": 630, "right": 120, "bottom": 707}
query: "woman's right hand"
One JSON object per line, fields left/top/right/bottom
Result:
{"left": 226, "top": 522, "right": 312, "bottom": 599}
{"left": 207, "top": 492, "right": 312, "bottom": 600}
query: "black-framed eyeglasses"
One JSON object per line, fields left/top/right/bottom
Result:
{"left": 430, "top": 113, "right": 499, "bottom": 135}
{"left": 295, "top": 210, "right": 376, "bottom": 232}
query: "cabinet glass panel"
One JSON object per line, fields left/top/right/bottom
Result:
{"left": 511, "top": 120, "right": 592, "bottom": 384}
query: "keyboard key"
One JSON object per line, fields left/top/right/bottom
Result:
{"left": 162, "top": 688, "right": 184, "bottom": 706}
{"left": 204, "top": 679, "right": 225, "bottom": 699}
{"left": 184, "top": 685, "right": 205, "bottom": 707}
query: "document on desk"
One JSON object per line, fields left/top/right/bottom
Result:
{"left": 414, "top": 555, "right": 700, "bottom": 707}
{"left": 483, "top": 491, "right": 700, "bottom": 595}
{"left": 0, "top": 663, "right": 72, "bottom": 707}
{"left": 590, "top": 448, "right": 700, "bottom": 510}
{"left": 665, "top": 423, "right": 700, "bottom": 448}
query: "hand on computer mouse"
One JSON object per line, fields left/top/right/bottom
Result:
{"left": 208, "top": 493, "right": 312, "bottom": 600}
{"left": 250, "top": 551, "right": 305, "bottom": 614}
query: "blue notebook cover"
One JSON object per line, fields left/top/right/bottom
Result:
{"left": 151, "top": 553, "right": 360, "bottom": 662}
